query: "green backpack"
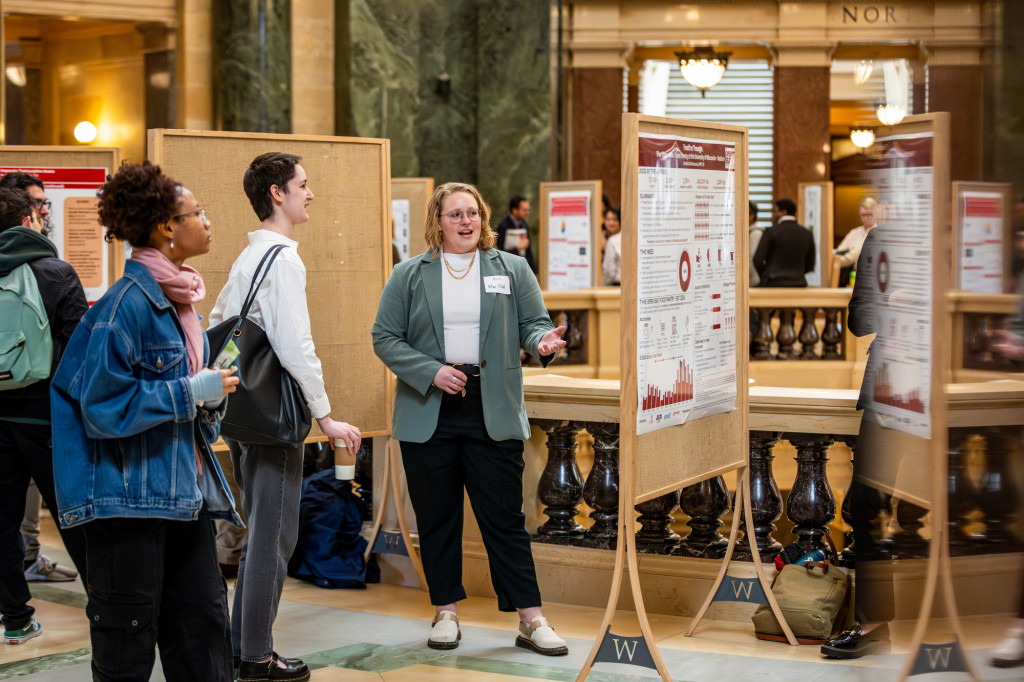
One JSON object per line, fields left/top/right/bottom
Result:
{"left": 0, "top": 262, "right": 52, "bottom": 390}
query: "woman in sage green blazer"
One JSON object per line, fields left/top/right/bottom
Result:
{"left": 372, "top": 182, "right": 569, "bottom": 657}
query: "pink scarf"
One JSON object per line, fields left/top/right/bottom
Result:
{"left": 130, "top": 247, "right": 206, "bottom": 376}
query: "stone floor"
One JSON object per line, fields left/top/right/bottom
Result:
{"left": 1, "top": 517, "right": 1021, "bottom": 681}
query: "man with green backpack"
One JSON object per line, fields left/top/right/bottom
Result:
{"left": 0, "top": 187, "right": 89, "bottom": 645}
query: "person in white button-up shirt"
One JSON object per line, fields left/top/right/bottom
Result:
{"left": 208, "top": 152, "right": 360, "bottom": 681}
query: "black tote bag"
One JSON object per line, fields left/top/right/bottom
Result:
{"left": 207, "top": 244, "right": 312, "bottom": 446}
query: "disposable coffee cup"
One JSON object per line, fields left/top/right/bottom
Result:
{"left": 334, "top": 438, "right": 356, "bottom": 480}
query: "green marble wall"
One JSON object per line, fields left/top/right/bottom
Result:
{"left": 348, "top": 0, "right": 551, "bottom": 223}
{"left": 213, "top": 0, "right": 292, "bottom": 133}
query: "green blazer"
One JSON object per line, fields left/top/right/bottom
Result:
{"left": 372, "top": 248, "right": 554, "bottom": 443}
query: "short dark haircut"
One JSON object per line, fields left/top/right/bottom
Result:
{"left": 748, "top": 200, "right": 757, "bottom": 218}
{"left": 509, "top": 195, "right": 527, "bottom": 212}
{"left": 244, "top": 152, "right": 301, "bottom": 221}
{"left": 774, "top": 198, "right": 797, "bottom": 216}
{"left": 0, "top": 171, "right": 44, "bottom": 194}
{"left": 0, "top": 187, "right": 32, "bottom": 232}
{"left": 98, "top": 162, "right": 181, "bottom": 247}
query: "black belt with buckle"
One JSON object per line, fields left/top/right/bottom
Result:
{"left": 446, "top": 362, "right": 480, "bottom": 377}
{"left": 446, "top": 363, "right": 480, "bottom": 397}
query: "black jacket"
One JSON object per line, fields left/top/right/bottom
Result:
{"left": 0, "top": 227, "right": 88, "bottom": 423}
{"left": 752, "top": 218, "right": 816, "bottom": 287}
{"left": 495, "top": 215, "right": 538, "bottom": 274}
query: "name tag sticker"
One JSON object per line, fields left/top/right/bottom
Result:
{"left": 484, "top": 276, "right": 511, "bottom": 294}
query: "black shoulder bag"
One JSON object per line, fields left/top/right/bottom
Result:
{"left": 207, "top": 244, "right": 312, "bottom": 446}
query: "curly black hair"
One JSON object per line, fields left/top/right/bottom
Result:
{"left": 98, "top": 161, "right": 181, "bottom": 247}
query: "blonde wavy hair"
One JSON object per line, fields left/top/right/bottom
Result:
{"left": 424, "top": 182, "right": 496, "bottom": 257}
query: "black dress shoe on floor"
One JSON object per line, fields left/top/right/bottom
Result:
{"left": 821, "top": 624, "right": 889, "bottom": 659}
{"left": 236, "top": 654, "right": 310, "bottom": 681}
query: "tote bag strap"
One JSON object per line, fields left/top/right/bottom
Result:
{"left": 233, "top": 244, "right": 287, "bottom": 335}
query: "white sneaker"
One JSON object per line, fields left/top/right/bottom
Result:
{"left": 515, "top": 617, "right": 568, "bottom": 656}
{"left": 24, "top": 555, "right": 77, "bottom": 583}
{"left": 992, "top": 626, "right": 1024, "bottom": 668}
{"left": 427, "top": 610, "right": 460, "bottom": 650}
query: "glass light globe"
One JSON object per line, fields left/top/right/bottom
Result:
{"left": 850, "top": 129, "right": 875, "bottom": 149}
{"left": 876, "top": 103, "right": 905, "bottom": 126}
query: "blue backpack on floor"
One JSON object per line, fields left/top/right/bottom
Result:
{"left": 288, "top": 469, "right": 372, "bottom": 589}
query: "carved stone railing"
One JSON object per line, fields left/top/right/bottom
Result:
{"left": 949, "top": 292, "right": 1022, "bottom": 378}
{"left": 748, "top": 288, "right": 855, "bottom": 362}
{"left": 535, "top": 288, "right": 1021, "bottom": 389}
{"left": 522, "top": 377, "right": 1024, "bottom": 567}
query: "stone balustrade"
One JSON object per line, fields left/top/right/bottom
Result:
{"left": 523, "top": 378, "right": 1024, "bottom": 566}
{"left": 539, "top": 288, "right": 1021, "bottom": 388}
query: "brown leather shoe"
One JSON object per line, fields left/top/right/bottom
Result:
{"left": 236, "top": 654, "right": 310, "bottom": 681}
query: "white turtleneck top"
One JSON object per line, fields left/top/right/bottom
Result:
{"left": 441, "top": 249, "right": 481, "bottom": 364}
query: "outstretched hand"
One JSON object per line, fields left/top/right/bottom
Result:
{"left": 538, "top": 326, "right": 567, "bottom": 356}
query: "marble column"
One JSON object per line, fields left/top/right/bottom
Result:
{"left": 925, "top": 47, "right": 985, "bottom": 182}
{"left": 772, "top": 49, "right": 830, "bottom": 201}
{"left": 212, "top": 0, "right": 292, "bottom": 133}
{"left": 571, "top": 54, "right": 624, "bottom": 205}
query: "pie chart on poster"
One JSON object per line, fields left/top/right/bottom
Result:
{"left": 877, "top": 251, "right": 890, "bottom": 294}
{"left": 679, "top": 250, "right": 691, "bottom": 292}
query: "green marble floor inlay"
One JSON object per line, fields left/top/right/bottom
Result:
{"left": 304, "top": 642, "right": 672, "bottom": 681}
{"left": 0, "top": 648, "right": 91, "bottom": 679}
{"left": 27, "top": 584, "right": 88, "bottom": 610}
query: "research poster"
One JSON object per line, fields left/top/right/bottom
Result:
{"left": 546, "top": 190, "right": 593, "bottom": 291}
{"left": 0, "top": 167, "right": 109, "bottom": 302}
{"left": 802, "top": 184, "right": 823, "bottom": 286}
{"left": 391, "top": 198, "right": 411, "bottom": 261}
{"left": 635, "top": 133, "right": 737, "bottom": 435}
{"left": 957, "top": 191, "right": 1004, "bottom": 294}
{"left": 857, "top": 132, "right": 934, "bottom": 438}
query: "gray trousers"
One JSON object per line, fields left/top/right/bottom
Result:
{"left": 227, "top": 439, "right": 304, "bottom": 662}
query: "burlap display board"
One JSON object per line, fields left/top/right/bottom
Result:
{"left": 538, "top": 180, "right": 602, "bottom": 291}
{"left": 0, "top": 146, "right": 123, "bottom": 284}
{"left": 391, "top": 177, "right": 433, "bottom": 260}
{"left": 149, "top": 130, "right": 392, "bottom": 438}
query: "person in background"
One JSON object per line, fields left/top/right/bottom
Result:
{"left": 495, "top": 195, "right": 538, "bottom": 274}
{"left": 0, "top": 171, "right": 68, "bottom": 583}
{"left": 0, "top": 188, "right": 89, "bottom": 646}
{"left": 0, "top": 172, "right": 51, "bottom": 238}
{"left": 601, "top": 206, "right": 622, "bottom": 286}
{"left": 753, "top": 197, "right": 815, "bottom": 287}
{"left": 835, "top": 197, "right": 878, "bottom": 287}
{"left": 209, "top": 152, "right": 361, "bottom": 682}
{"left": 748, "top": 200, "right": 764, "bottom": 287}
{"left": 372, "top": 182, "right": 569, "bottom": 656}
{"left": 50, "top": 162, "right": 240, "bottom": 679}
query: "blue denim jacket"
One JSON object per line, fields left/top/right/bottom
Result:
{"left": 50, "top": 260, "right": 242, "bottom": 529}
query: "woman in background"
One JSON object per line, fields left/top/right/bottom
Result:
{"left": 601, "top": 206, "right": 622, "bottom": 286}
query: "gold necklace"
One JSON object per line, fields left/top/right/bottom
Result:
{"left": 442, "top": 250, "right": 476, "bottom": 280}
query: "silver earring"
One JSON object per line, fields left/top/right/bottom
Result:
{"left": 170, "top": 239, "right": 174, "bottom": 249}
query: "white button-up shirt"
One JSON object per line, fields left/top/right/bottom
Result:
{"left": 208, "top": 229, "right": 331, "bottom": 419}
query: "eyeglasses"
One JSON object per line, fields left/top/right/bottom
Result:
{"left": 174, "top": 208, "right": 209, "bottom": 224}
{"left": 31, "top": 199, "right": 51, "bottom": 211}
{"left": 442, "top": 209, "right": 481, "bottom": 223}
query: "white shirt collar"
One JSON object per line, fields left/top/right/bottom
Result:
{"left": 778, "top": 215, "right": 796, "bottom": 223}
{"left": 248, "top": 229, "right": 299, "bottom": 249}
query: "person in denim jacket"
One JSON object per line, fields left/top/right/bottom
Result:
{"left": 50, "top": 162, "right": 242, "bottom": 682}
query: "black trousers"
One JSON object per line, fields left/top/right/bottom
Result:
{"left": 400, "top": 376, "right": 542, "bottom": 612}
{"left": 83, "top": 509, "right": 232, "bottom": 682}
{"left": 0, "top": 420, "right": 88, "bottom": 631}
